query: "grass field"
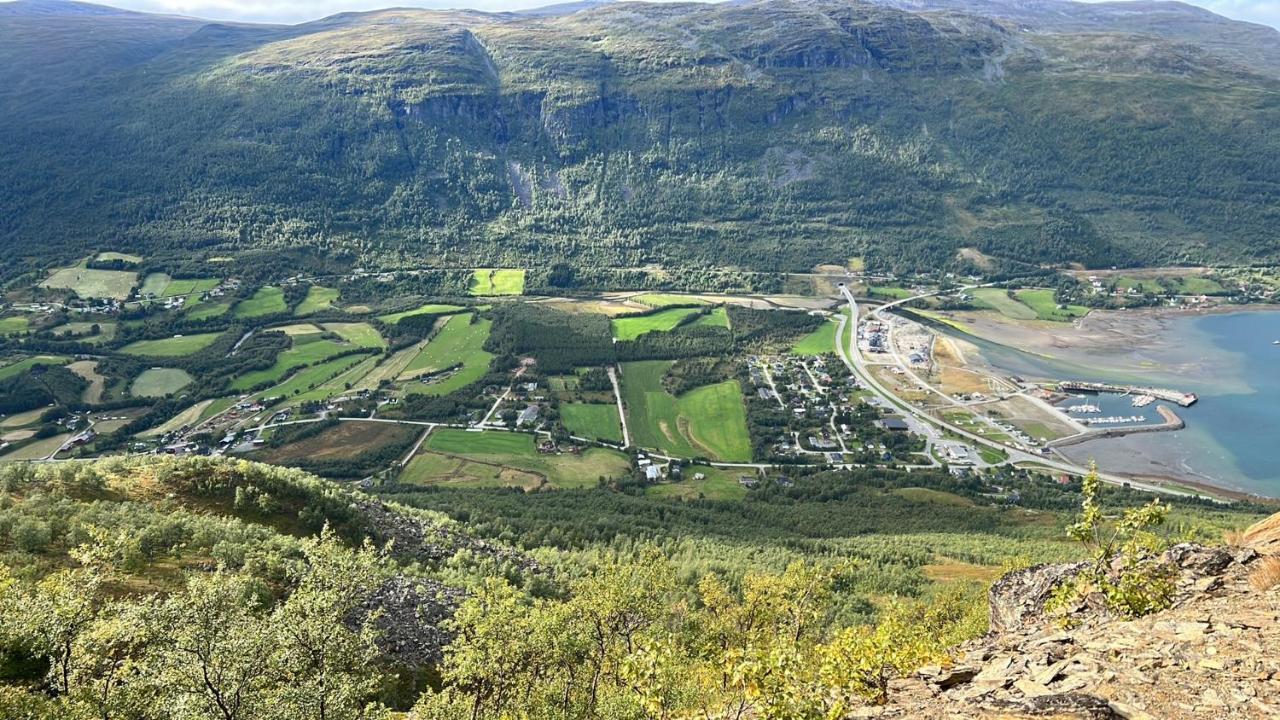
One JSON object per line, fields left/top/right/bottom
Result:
{"left": 322, "top": 323, "right": 385, "bottom": 350}
{"left": 231, "top": 335, "right": 353, "bottom": 391}
{"left": 410, "top": 429, "right": 631, "bottom": 488}
{"left": 0, "top": 317, "right": 29, "bottom": 336}
{"left": 255, "top": 422, "right": 418, "bottom": 464}
{"left": 139, "top": 273, "right": 172, "bottom": 297}
{"left": 1014, "top": 289, "right": 1089, "bottom": 322}
{"left": 259, "top": 355, "right": 370, "bottom": 402}
{"left": 400, "top": 316, "right": 494, "bottom": 396}
{"left": 376, "top": 303, "right": 465, "bottom": 324}
{"left": 40, "top": 266, "right": 137, "bottom": 300}
{"left": 139, "top": 399, "right": 217, "bottom": 438}
{"left": 52, "top": 322, "right": 116, "bottom": 343}
{"left": 791, "top": 319, "right": 838, "bottom": 355}
{"left": 186, "top": 302, "right": 231, "bottom": 321}
{"left": 620, "top": 360, "right": 751, "bottom": 462}
{"left": 0, "top": 434, "right": 71, "bottom": 462}
{"left": 234, "top": 286, "right": 287, "bottom": 318}
{"left": 646, "top": 466, "right": 748, "bottom": 501}
{"left": 131, "top": 368, "right": 193, "bottom": 397}
{"left": 691, "top": 307, "right": 730, "bottom": 328}
{"left": 611, "top": 307, "right": 700, "bottom": 341}
{"left": 161, "top": 277, "right": 219, "bottom": 298}
{"left": 868, "top": 285, "right": 913, "bottom": 300}
{"left": 469, "top": 269, "right": 525, "bottom": 296}
{"left": 294, "top": 286, "right": 339, "bottom": 316}
{"left": 352, "top": 340, "right": 430, "bottom": 392}
{"left": 971, "top": 288, "right": 1037, "bottom": 320}
{"left": 120, "top": 332, "right": 222, "bottom": 357}
{"left": 0, "top": 356, "right": 68, "bottom": 381}
{"left": 631, "top": 294, "right": 708, "bottom": 308}
{"left": 95, "top": 252, "right": 142, "bottom": 264}
{"left": 560, "top": 403, "right": 623, "bottom": 444}
{"left": 0, "top": 407, "right": 49, "bottom": 429}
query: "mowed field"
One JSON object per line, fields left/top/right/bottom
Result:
{"left": 322, "top": 323, "right": 386, "bottom": 350}
{"left": 0, "top": 317, "right": 29, "bottom": 336}
{"left": 259, "top": 355, "right": 370, "bottom": 403}
{"left": 469, "top": 269, "right": 525, "bottom": 296}
{"left": 792, "top": 318, "right": 838, "bottom": 355}
{"left": 404, "top": 429, "right": 631, "bottom": 489}
{"left": 611, "top": 307, "right": 700, "bottom": 341}
{"left": 0, "top": 356, "right": 68, "bottom": 381}
{"left": 376, "top": 303, "right": 465, "bottom": 324}
{"left": 971, "top": 288, "right": 1037, "bottom": 320}
{"left": 560, "top": 403, "right": 623, "bottom": 444}
{"left": 231, "top": 334, "right": 358, "bottom": 391}
{"left": 401, "top": 316, "right": 494, "bottom": 396}
{"left": 294, "top": 286, "right": 339, "bottom": 316}
{"left": 646, "top": 466, "right": 749, "bottom": 502}
{"left": 120, "top": 332, "right": 222, "bottom": 357}
{"left": 234, "top": 287, "right": 287, "bottom": 318}
{"left": 139, "top": 398, "right": 216, "bottom": 438}
{"left": 1013, "top": 289, "right": 1089, "bottom": 322}
{"left": 691, "top": 307, "right": 730, "bottom": 328}
{"left": 187, "top": 302, "right": 231, "bottom": 320}
{"left": 40, "top": 266, "right": 137, "bottom": 299}
{"left": 620, "top": 360, "right": 751, "bottom": 462}
{"left": 130, "top": 368, "right": 193, "bottom": 398}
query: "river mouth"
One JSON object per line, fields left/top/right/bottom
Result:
{"left": 910, "top": 305, "right": 1280, "bottom": 498}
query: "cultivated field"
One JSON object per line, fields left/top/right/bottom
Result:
{"left": 691, "top": 307, "right": 730, "bottom": 328}
{"left": 971, "top": 288, "right": 1037, "bottom": 320}
{"left": 120, "top": 332, "right": 222, "bottom": 357}
{"left": 231, "top": 335, "right": 356, "bottom": 391}
{"left": 40, "top": 266, "right": 137, "bottom": 300}
{"left": 260, "top": 355, "right": 370, "bottom": 402}
{"left": 67, "top": 360, "right": 107, "bottom": 403}
{"left": 131, "top": 368, "right": 193, "bottom": 397}
{"left": 0, "top": 407, "right": 49, "bottom": 429}
{"left": 611, "top": 307, "right": 700, "bottom": 341}
{"left": 400, "top": 315, "right": 494, "bottom": 396}
{"left": 234, "top": 286, "right": 287, "bottom": 318}
{"left": 294, "top": 286, "right": 339, "bottom": 315}
{"left": 322, "top": 323, "right": 386, "bottom": 350}
{"left": 94, "top": 252, "right": 142, "bottom": 264}
{"left": 139, "top": 399, "right": 216, "bottom": 438}
{"left": 0, "top": 434, "right": 71, "bottom": 461}
{"left": 186, "top": 302, "right": 230, "bottom": 320}
{"left": 469, "top": 269, "right": 525, "bottom": 296}
{"left": 254, "top": 422, "right": 418, "bottom": 464}
{"left": 0, "top": 317, "right": 30, "bottom": 336}
{"left": 411, "top": 429, "right": 631, "bottom": 488}
{"left": 376, "top": 303, "right": 465, "bottom": 324}
{"left": 560, "top": 403, "right": 623, "bottom": 444}
{"left": 646, "top": 466, "right": 748, "bottom": 502}
{"left": 0, "top": 356, "right": 68, "bottom": 381}
{"left": 52, "top": 322, "right": 116, "bottom": 343}
{"left": 791, "top": 318, "right": 838, "bottom": 356}
{"left": 620, "top": 360, "right": 751, "bottom": 462}
{"left": 1013, "top": 289, "right": 1089, "bottom": 322}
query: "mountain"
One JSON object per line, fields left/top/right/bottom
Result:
{"left": 0, "top": 0, "right": 1278, "bottom": 281}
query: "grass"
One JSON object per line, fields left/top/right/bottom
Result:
{"left": 415, "top": 429, "right": 631, "bottom": 488}
{"left": 611, "top": 307, "right": 701, "bottom": 341}
{"left": 1014, "top": 289, "right": 1089, "bottom": 322}
{"left": 94, "top": 252, "right": 142, "bottom": 264}
{"left": 646, "top": 466, "right": 748, "bottom": 501}
{"left": 0, "top": 317, "right": 29, "bottom": 336}
{"left": 691, "top": 307, "right": 730, "bottom": 328}
{"left": 40, "top": 266, "right": 137, "bottom": 300}
{"left": 51, "top": 322, "right": 116, "bottom": 343}
{"left": 631, "top": 293, "right": 708, "bottom": 308}
{"left": 971, "top": 288, "right": 1037, "bottom": 320}
{"left": 791, "top": 319, "right": 839, "bottom": 356}
{"left": 620, "top": 360, "right": 751, "bottom": 462}
{"left": 161, "top": 278, "right": 219, "bottom": 298}
{"left": 186, "top": 302, "right": 231, "bottom": 320}
{"left": 294, "top": 286, "right": 339, "bottom": 315}
{"left": 231, "top": 336, "right": 354, "bottom": 391}
{"left": 0, "top": 434, "right": 71, "bottom": 462}
{"left": 139, "top": 399, "right": 216, "bottom": 438}
{"left": 560, "top": 403, "right": 624, "bottom": 444}
{"left": 868, "top": 285, "right": 913, "bottom": 300}
{"left": 469, "top": 269, "right": 525, "bottom": 296}
{"left": 139, "top": 273, "right": 172, "bottom": 297}
{"left": 893, "top": 487, "right": 975, "bottom": 507}
{"left": 254, "top": 422, "right": 418, "bottom": 464}
{"left": 120, "top": 332, "right": 222, "bottom": 357}
{"left": 131, "top": 368, "right": 193, "bottom": 397}
{"left": 375, "top": 303, "right": 466, "bottom": 324}
{"left": 234, "top": 287, "right": 287, "bottom": 318}
{"left": 400, "top": 315, "right": 494, "bottom": 396}
{"left": 259, "top": 355, "right": 370, "bottom": 402}
{"left": 0, "top": 356, "right": 68, "bottom": 381}
{"left": 0, "top": 407, "right": 49, "bottom": 429}
{"left": 321, "top": 322, "right": 385, "bottom": 350}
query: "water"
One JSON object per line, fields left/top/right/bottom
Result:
{"left": 944, "top": 309, "right": 1280, "bottom": 496}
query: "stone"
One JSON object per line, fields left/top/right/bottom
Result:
{"left": 1161, "top": 543, "right": 1234, "bottom": 577}
{"left": 984, "top": 693, "right": 1120, "bottom": 719}
{"left": 988, "top": 562, "right": 1089, "bottom": 635}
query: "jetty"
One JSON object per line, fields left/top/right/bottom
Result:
{"left": 1058, "top": 381, "right": 1198, "bottom": 407}
{"left": 1050, "top": 405, "right": 1185, "bottom": 448}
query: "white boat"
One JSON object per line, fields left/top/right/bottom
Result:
{"left": 1274, "top": 340, "right": 1280, "bottom": 345}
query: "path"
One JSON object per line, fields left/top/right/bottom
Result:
{"left": 608, "top": 365, "right": 632, "bottom": 448}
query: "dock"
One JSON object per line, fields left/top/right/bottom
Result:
{"left": 1058, "top": 381, "right": 1198, "bottom": 407}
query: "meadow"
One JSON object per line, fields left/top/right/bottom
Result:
{"left": 791, "top": 318, "right": 839, "bottom": 355}
{"left": 375, "top": 303, "right": 466, "bottom": 324}
{"left": 260, "top": 355, "right": 371, "bottom": 403}
{"left": 469, "top": 269, "right": 525, "bottom": 296}
{"left": 620, "top": 360, "right": 751, "bottom": 462}
{"left": 234, "top": 286, "right": 288, "bottom": 318}
{"left": 119, "top": 333, "right": 222, "bottom": 357}
{"left": 560, "top": 403, "right": 624, "bottom": 444}
{"left": 412, "top": 429, "right": 631, "bottom": 488}
{"left": 631, "top": 294, "right": 708, "bottom": 308}
{"left": 691, "top": 307, "right": 730, "bottom": 328}
{"left": 1014, "top": 289, "right": 1089, "bottom": 321}
{"left": 254, "top": 422, "right": 419, "bottom": 465}
{"left": 130, "top": 368, "right": 193, "bottom": 397}
{"left": 40, "top": 265, "right": 137, "bottom": 300}
{"left": 186, "top": 302, "right": 230, "bottom": 320}
{"left": 94, "top": 251, "right": 142, "bottom": 264}
{"left": 611, "top": 307, "right": 701, "bottom": 341}
{"left": 400, "top": 316, "right": 494, "bottom": 396}
{"left": 0, "top": 317, "right": 29, "bottom": 336}
{"left": 321, "top": 322, "right": 386, "bottom": 350}
{"left": 294, "top": 286, "right": 339, "bottom": 315}
{"left": 645, "top": 465, "right": 748, "bottom": 502}
{"left": 140, "top": 399, "right": 217, "bottom": 438}
{"left": 971, "top": 288, "right": 1037, "bottom": 320}
{"left": 230, "top": 335, "right": 354, "bottom": 391}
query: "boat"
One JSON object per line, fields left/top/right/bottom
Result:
{"left": 1274, "top": 340, "right": 1280, "bottom": 345}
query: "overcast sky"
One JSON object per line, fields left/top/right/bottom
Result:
{"left": 83, "top": 0, "right": 1280, "bottom": 28}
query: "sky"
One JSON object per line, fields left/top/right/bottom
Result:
{"left": 75, "top": 0, "right": 1280, "bottom": 28}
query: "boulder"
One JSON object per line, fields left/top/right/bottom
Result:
{"left": 348, "top": 575, "right": 467, "bottom": 667}
{"left": 988, "top": 562, "right": 1089, "bottom": 635}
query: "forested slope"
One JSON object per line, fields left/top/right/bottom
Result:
{"left": 1, "top": 0, "right": 1278, "bottom": 280}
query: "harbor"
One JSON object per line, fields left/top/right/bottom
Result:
{"left": 1057, "top": 381, "right": 1198, "bottom": 407}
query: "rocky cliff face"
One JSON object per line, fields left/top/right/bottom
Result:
{"left": 868, "top": 526, "right": 1280, "bottom": 719}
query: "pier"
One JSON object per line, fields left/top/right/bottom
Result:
{"left": 1050, "top": 405, "right": 1185, "bottom": 448}
{"left": 1058, "top": 381, "right": 1198, "bottom": 407}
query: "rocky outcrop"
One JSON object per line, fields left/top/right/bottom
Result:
{"left": 353, "top": 497, "right": 539, "bottom": 572}
{"left": 350, "top": 575, "right": 467, "bottom": 667}
{"left": 988, "top": 561, "right": 1088, "bottom": 635}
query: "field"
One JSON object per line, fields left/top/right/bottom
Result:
{"left": 120, "top": 332, "right": 222, "bottom": 357}
{"left": 131, "top": 368, "right": 193, "bottom": 397}
{"left": 631, "top": 294, "right": 708, "bottom": 308}
{"left": 400, "top": 316, "right": 494, "bottom": 396}
{"left": 791, "top": 319, "right": 839, "bottom": 355}
{"left": 646, "top": 466, "right": 748, "bottom": 501}
{"left": 868, "top": 285, "right": 913, "bottom": 300}
{"left": 691, "top": 307, "right": 730, "bottom": 328}
{"left": 321, "top": 323, "right": 385, "bottom": 350}
{"left": 0, "top": 434, "right": 70, "bottom": 461}
{"left": 352, "top": 339, "right": 431, "bottom": 391}
{"left": 259, "top": 355, "right": 369, "bottom": 402}
{"left": 1014, "top": 289, "right": 1089, "bottom": 322}
{"left": 0, "top": 407, "right": 49, "bottom": 429}
{"left": 469, "top": 269, "right": 525, "bottom": 296}
{"left": 66, "top": 360, "right": 107, "bottom": 403}
{"left": 230, "top": 335, "right": 354, "bottom": 391}
{"left": 560, "top": 403, "right": 624, "bottom": 444}
{"left": 186, "top": 302, "right": 230, "bottom": 320}
{"left": 294, "top": 286, "right": 339, "bottom": 315}
{"left": 40, "top": 266, "right": 137, "bottom": 300}
{"left": 407, "top": 429, "right": 631, "bottom": 488}
{"left": 52, "top": 322, "right": 116, "bottom": 343}
{"left": 0, "top": 317, "right": 29, "bottom": 336}
{"left": 139, "top": 273, "right": 172, "bottom": 296}
{"left": 254, "top": 422, "right": 419, "bottom": 464}
{"left": 161, "top": 277, "right": 219, "bottom": 298}
{"left": 611, "top": 307, "right": 700, "bottom": 341}
{"left": 139, "top": 399, "right": 216, "bottom": 437}
{"left": 971, "top": 288, "right": 1037, "bottom": 320}
{"left": 620, "top": 360, "right": 751, "bottom": 462}
{"left": 94, "top": 252, "right": 142, "bottom": 264}
{"left": 376, "top": 303, "right": 465, "bottom": 324}
{"left": 0, "top": 356, "right": 69, "bottom": 381}
{"left": 234, "top": 287, "right": 287, "bottom": 318}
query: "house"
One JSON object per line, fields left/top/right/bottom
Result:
{"left": 517, "top": 404, "right": 540, "bottom": 427}
{"left": 645, "top": 465, "right": 661, "bottom": 482}
{"left": 878, "top": 417, "right": 910, "bottom": 432}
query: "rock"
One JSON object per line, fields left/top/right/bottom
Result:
{"left": 989, "top": 562, "right": 1089, "bottom": 635}
{"left": 1161, "top": 544, "right": 1235, "bottom": 577}
{"left": 347, "top": 575, "right": 467, "bottom": 667}
{"left": 984, "top": 692, "right": 1120, "bottom": 718}
{"left": 931, "top": 665, "right": 979, "bottom": 689}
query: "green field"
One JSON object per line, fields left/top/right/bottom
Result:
{"left": 295, "top": 286, "right": 339, "bottom": 315}
{"left": 186, "top": 302, "right": 231, "bottom": 320}
{"left": 234, "top": 286, "right": 287, "bottom": 318}
{"left": 230, "top": 335, "right": 353, "bottom": 391}
{"left": 162, "top": 277, "right": 220, "bottom": 298}
{"left": 646, "top": 466, "right": 748, "bottom": 502}
{"left": 376, "top": 303, "right": 466, "bottom": 324}
{"left": 469, "top": 269, "right": 525, "bottom": 296}
{"left": 691, "top": 307, "right": 730, "bottom": 328}
{"left": 140, "top": 273, "right": 172, "bottom": 297}
{"left": 40, "top": 266, "right": 137, "bottom": 300}
{"left": 0, "top": 434, "right": 71, "bottom": 462}
{"left": 971, "top": 288, "right": 1037, "bottom": 320}
{"left": 620, "top": 360, "right": 751, "bottom": 462}
{"left": 52, "top": 322, "right": 116, "bottom": 343}
{"left": 401, "top": 315, "right": 494, "bottom": 396}
{"left": 631, "top": 294, "right": 708, "bottom": 308}
{"left": 611, "top": 307, "right": 701, "bottom": 341}
{"left": 130, "top": 368, "right": 193, "bottom": 398}
{"left": 0, "top": 356, "right": 68, "bottom": 381}
{"left": 560, "top": 403, "right": 624, "bottom": 444}
{"left": 259, "top": 355, "right": 369, "bottom": 402}
{"left": 322, "top": 322, "right": 386, "bottom": 350}
{"left": 1014, "top": 289, "right": 1089, "bottom": 322}
{"left": 120, "top": 332, "right": 222, "bottom": 357}
{"left": 791, "top": 319, "right": 839, "bottom": 355}
{"left": 94, "top": 252, "right": 142, "bottom": 264}
{"left": 0, "top": 317, "right": 29, "bottom": 336}
{"left": 868, "top": 285, "right": 913, "bottom": 300}
{"left": 414, "top": 429, "right": 631, "bottom": 488}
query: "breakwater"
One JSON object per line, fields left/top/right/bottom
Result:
{"left": 1058, "top": 381, "right": 1198, "bottom": 407}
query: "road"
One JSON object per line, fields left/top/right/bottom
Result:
{"left": 608, "top": 366, "right": 632, "bottom": 448}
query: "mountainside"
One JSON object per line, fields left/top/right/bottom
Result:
{"left": 1, "top": 0, "right": 1278, "bottom": 280}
